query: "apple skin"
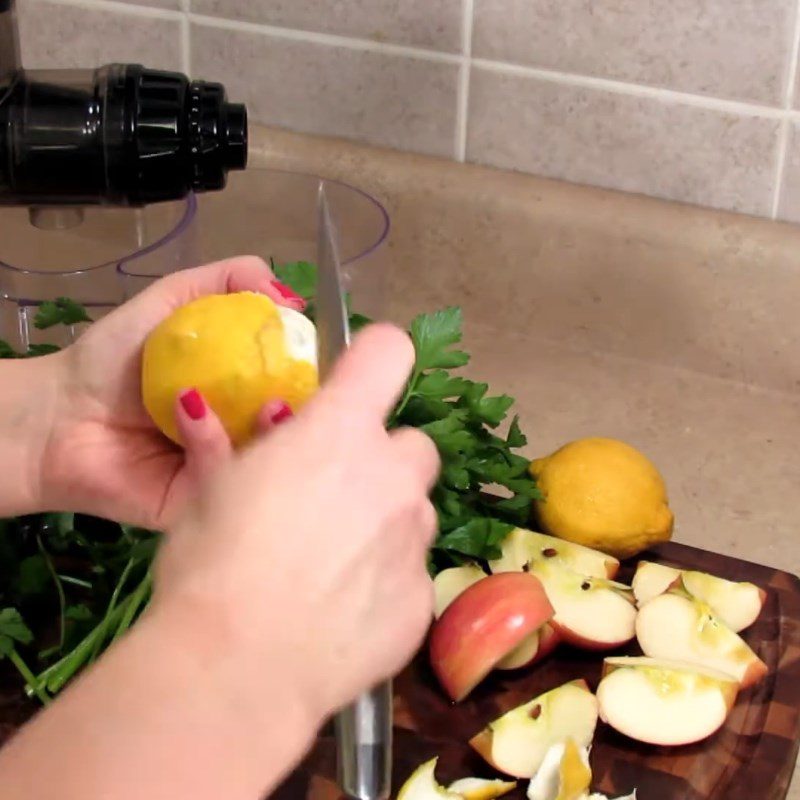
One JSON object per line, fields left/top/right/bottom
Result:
{"left": 489, "top": 527, "right": 620, "bottom": 579}
{"left": 597, "top": 656, "right": 740, "bottom": 746}
{"left": 433, "top": 564, "right": 487, "bottom": 619}
{"left": 429, "top": 572, "right": 554, "bottom": 702}
{"left": 635, "top": 592, "right": 768, "bottom": 689}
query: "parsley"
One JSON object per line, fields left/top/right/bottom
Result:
{"left": 34, "top": 298, "right": 92, "bottom": 329}
{"left": 276, "top": 261, "right": 541, "bottom": 574}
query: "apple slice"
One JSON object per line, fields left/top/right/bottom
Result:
{"left": 528, "top": 560, "right": 636, "bottom": 651}
{"left": 434, "top": 564, "right": 487, "bottom": 618}
{"left": 597, "top": 656, "right": 739, "bottom": 745}
{"left": 636, "top": 593, "right": 768, "bottom": 688}
{"left": 496, "top": 623, "right": 560, "bottom": 671}
{"left": 397, "top": 758, "right": 516, "bottom": 800}
{"left": 633, "top": 562, "right": 766, "bottom": 632}
{"left": 397, "top": 759, "right": 460, "bottom": 800}
{"left": 631, "top": 561, "right": 681, "bottom": 607}
{"left": 489, "top": 527, "right": 620, "bottom": 579}
{"left": 680, "top": 571, "right": 766, "bottom": 633}
{"left": 429, "top": 572, "right": 554, "bottom": 701}
{"left": 526, "top": 738, "right": 591, "bottom": 800}
{"left": 469, "top": 680, "right": 598, "bottom": 778}
{"left": 447, "top": 777, "right": 517, "bottom": 800}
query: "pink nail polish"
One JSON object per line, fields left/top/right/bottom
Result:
{"left": 269, "top": 401, "right": 293, "bottom": 425}
{"left": 179, "top": 388, "right": 206, "bottom": 421}
{"left": 271, "top": 281, "right": 305, "bottom": 308}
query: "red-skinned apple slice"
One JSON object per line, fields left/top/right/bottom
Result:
{"left": 680, "top": 571, "right": 766, "bottom": 633}
{"left": 429, "top": 572, "right": 554, "bottom": 701}
{"left": 528, "top": 560, "right": 636, "bottom": 651}
{"left": 489, "top": 527, "right": 619, "bottom": 579}
{"left": 434, "top": 565, "right": 487, "bottom": 619}
{"left": 635, "top": 592, "right": 768, "bottom": 688}
{"left": 597, "top": 656, "right": 740, "bottom": 745}
{"left": 496, "top": 623, "right": 560, "bottom": 670}
{"left": 633, "top": 562, "right": 767, "bottom": 632}
{"left": 469, "top": 679, "right": 598, "bottom": 778}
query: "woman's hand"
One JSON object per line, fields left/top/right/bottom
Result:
{"left": 35, "top": 256, "right": 305, "bottom": 528}
{"left": 0, "top": 323, "right": 440, "bottom": 800}
{"left": 154, "top": 322, "right": 440, "bottom": 729}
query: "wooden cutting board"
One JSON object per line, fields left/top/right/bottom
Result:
{"left": 272, "top": 541, "right": 800, "bottom": 800}
{"left": 0, "top": 541, "right": 798, "bottom": 799}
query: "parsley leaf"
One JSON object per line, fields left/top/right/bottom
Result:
{"left": 410, "top": 307, "right": 469, "bottom": 371}
{"left": 272, "top": 260, "right": 317, "bottom": 300}
{"left": 0, "top": 608, "right": 33, "bottom": 656}
{"left": 434, "top": 518, "right": 515, "bottom": 561}
{"left": 34, "top": 298, "right": 91, "bottom": 329}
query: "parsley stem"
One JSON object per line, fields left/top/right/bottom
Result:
{"left": 37, "top": 534, "right": 66, "bottom": 651}
{"left": 57, "top": 574, "right": 92, "bottom": 589}
{"left": 87, "top": 557, "right": 136, "bottom": 664}
{"left": 390, "top": 369, "right": 421, "bottom": 425}
{"left": 10, "top": 648, "right": 49, "bottom": 705}
{"left": 111, "top": 570, "right": 152, "bottom": 643}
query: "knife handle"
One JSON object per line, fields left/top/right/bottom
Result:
{"left": 335, "top": 680, "right": 393, "bottom": 800}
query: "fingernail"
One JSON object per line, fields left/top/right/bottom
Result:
{"left": 271, "top": 281, "right": 305, "bottom": 308}
{"left": 269, "top": 401, "right": 293, "bottom": 425}
{"left": 179, "top": 388, "right": 206, "bottom": 421}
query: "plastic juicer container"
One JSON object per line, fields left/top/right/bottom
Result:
{"left": 0, "top": 168, "right": 390, "bottom": 350}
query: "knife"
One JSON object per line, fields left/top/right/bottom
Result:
{"left": 316, "top": 183, "right": 393, "bottom": 800}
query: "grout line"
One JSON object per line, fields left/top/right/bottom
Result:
{"left": 771, "top": 0, "right": 800, "bottom": 218}
{"left": 188, "top": 12, "right": 462, "bottom": 64}
{"left": 37, "top": 0, "right": 183, "bottom": 21}
{"left": 472, "top": 57, "right": 788, "bottom": 119}
{"left": 455, "top": 0, "right": 475, "bottom": 162}
{"left": 180, "top": 0, "right": 191, "bottom": 75}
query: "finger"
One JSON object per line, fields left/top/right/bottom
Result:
{"left": 128, "top": 256, "right": 305, "bottom": 325}
{"left": 174, "top": 388, "right": 233, "bottom": 482}
{"left": 314, "top": 323, "right": 415, "bottom": 426}
{"left": 254, "top": 399, "right": 295, "bottom": 435}
{"left": 389, "top": 427, "right": 441, "bottom": 491}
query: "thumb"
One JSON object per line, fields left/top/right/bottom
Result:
{"left": 313, "top": 323, "right": 415, "bottom": 426}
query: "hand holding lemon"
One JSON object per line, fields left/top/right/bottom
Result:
{"left": 142, "top": 291, "right": 319, "bottom": 447}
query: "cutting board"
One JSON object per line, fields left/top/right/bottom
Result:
{"left": 0, "top": 541, "right": 797, "bottom": 799}
{"left": 272, "top": 541, "right": 800, "bottom": 800}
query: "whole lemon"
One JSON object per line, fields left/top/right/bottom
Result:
{"left": 142, "top": 291, "right": 318, "bottom": 447}
{"left": 529, "top": 437, "right": 673, "bottom": 559}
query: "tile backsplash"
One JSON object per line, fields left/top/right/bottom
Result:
{"left": 16, "top": 0, "right": 800, "bottom": 221}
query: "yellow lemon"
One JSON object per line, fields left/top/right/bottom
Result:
{"left": 142, "top": 291, "right": 318, "bottom": 447}
{"left": 529, "top": 437, "right": 673, "bottom": 559}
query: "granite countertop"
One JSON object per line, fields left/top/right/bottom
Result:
{"left": 251, "top": 124, "right": 800, "bottom": 796}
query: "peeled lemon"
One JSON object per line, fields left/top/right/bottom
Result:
{"left": 141, "top": 291, "right": 318, "bottom": 447}
{"left": 529, "top": 437, "right": 673, "bottom": 559}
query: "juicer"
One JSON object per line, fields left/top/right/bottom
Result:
{"left": 0, "top": 0, "right": 247, "bottom": 228}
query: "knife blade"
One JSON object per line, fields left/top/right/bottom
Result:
{"left": 316, "top": 182, "right": 393, "bottom": 800}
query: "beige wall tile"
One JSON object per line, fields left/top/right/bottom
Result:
{"left": 191, "top": 22, "right": 459, "bottom": 158}
{"left": 191, "top": 0, "right": 463, "bottom": 52}
{"left": 467, "top": 67, "right": 779, "bottom": 216}
{"left": 778, "top": 122, "right": 800, "bottom": 223}
{"left": 18, "top": 0, "right": 182, "bottom": 71}
{"left": 115, "top": 0, "right": 181, "bottom": 9}
{"left": 473, "top": 0, "right": 794, "bottom": 106}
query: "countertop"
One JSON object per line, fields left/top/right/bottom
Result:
{"left": 250, "top": 124, "right": 800, "bottom": 797}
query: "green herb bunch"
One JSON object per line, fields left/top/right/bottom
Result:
{"left": 0, "top": 264, "right": 538, "bottom": 704}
